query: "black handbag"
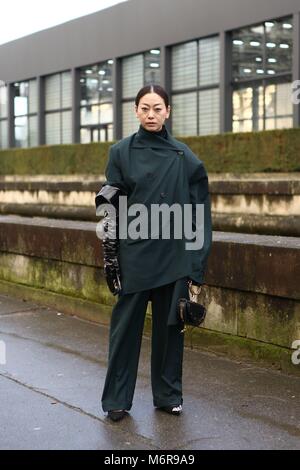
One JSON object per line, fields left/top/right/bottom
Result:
{"left": 177, "top": 282, "right": 206, "bottom": 333}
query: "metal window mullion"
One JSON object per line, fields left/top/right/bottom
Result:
{"left": 262, "top": 26, "right": 267, "bottom": 131}
{"left": 113, "top": 58, "right": 122, "bottom": 140}
{"left": 122, "top": 96, "right": 135, "bottom": 103}
{"left": 8, "top": 83, "right": 15, "bottom": 147}
{"left": 45, "top": 107, "right": 71, "bottom": 113}
{"left": 197, "top": 40, "right": 200, "bottom": 136}
{"left": 38, "top": 76, "right": 45, "bottom": 145}
{"left": 27, "top": 112, "right": 30, "bottom": 147}
{"left": 220, "top": 31, "right": 232, "bottom": 133}
{"left": 161, "top": 46, "right": 172, "bottom": 132}
{"left": 233, "top": 71, "right": 291, "bottom": 85}
{"left": 98, "top": 71, "right": 103, "bottom": 130}
{"left": 72, "top": 68, "right": 80, "bottom": 143}
{"left": 80, "top": 99, "right": 112, "bottom": 107}
{"left": 232, "top": 75, "right": 292, "bottom": 93}
{"left": 172, "top": 87, "right": 199, "bottom": 95}
{"left": 293, "top": 12, "right": 300, "bottom": 127}
{"left": 60, "top": 73, "right": 62, "bottom": 144}
{"left": 199, "top": 83, "right": 219, "bottom": 91}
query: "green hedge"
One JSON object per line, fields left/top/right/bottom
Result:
{"left": 0, "top": 142, "right": 111, "bottom": 175}
{"left": 0, "top": 128, "right": 300, "bottom": 175}
{"left": 183, "top": 128, "right": 300, "bottom": 173}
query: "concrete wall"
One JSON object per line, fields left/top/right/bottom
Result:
{"left": 0, "top": 0, "right": 299, "bottom": 82}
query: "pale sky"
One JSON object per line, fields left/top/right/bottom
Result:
{"left": 0, "top": 0, "right": 128, "bottom": 45}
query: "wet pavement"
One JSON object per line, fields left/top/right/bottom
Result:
{"left": 0, "top": 293, "right": 300, "bottom": 450}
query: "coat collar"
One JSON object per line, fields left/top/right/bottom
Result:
{"left": 132, "top": 125, "right": 182, "bottom": 151}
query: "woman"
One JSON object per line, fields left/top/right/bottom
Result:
{"left": 95, "top": 84, "right": 212, "bottom": 422}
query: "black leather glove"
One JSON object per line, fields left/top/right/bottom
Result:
{"left": 102, "top": 209, "right": 122, "bottom": 296}
{"left": 95, "top": 184, "right": 125, "bottom": 296}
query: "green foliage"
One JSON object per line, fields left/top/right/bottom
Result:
{"left": 181, "top": 128, "right": 300, "bottom": 172}
{"left": 0, "top": 142, "right": 111, "bottom": 175}
{"left": 0, "top": 129, "right": 300, "bottom": 174}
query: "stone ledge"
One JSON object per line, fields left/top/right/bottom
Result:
{"left": 0, "top": 176, "right": 299, "bottom": 195}
{"left": 0, "top": 215, "right": 299, "bottom": 299}
{"left": 0, "top": 214, "right": 102, "bottom": 267}
{"left": 213, "top": 213, "right": 300, "bottom": 237}
{"left": 0, "top": 204, "right": 299, "bottom": 236}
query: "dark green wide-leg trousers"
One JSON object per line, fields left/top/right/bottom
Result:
{"left": 101, "top": 278, "right": 188, "bottom": 412}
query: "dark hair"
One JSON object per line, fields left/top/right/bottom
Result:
{"left": 135, "top": 84, "right": 169, "bottom": 108}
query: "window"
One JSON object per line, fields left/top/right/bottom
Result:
{"left": 199, "top": 88, "right": 220, "bottom": 135}
{"left": 172, "top": 92, "right": 197, "bottom": 136}
{"left": 122, "top": 50, "right": 161, "bottom": 137}
{"left": 172, "top": 42, "right": 198, "bottom": 91}
{"left": 122, "top": 101, "right": 138, "bottom": 138}
{"left": 0, "top": 81, "right": 8, "bottom": 149}
{"left": 171, "top": 36, "right": 220, "bottom": 136}
{"left": 45, "top": 71, "right": 72, "bottom": 145}
{"left": 80, "top": 60, "right": 114, "bottom": 143}
{"left": 13, "top": 79, "right": 38, "bottom": 148}
{"left": 232, "top": 16, "right": 293, "bottom": 132}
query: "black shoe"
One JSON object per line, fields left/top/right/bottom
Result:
{"left": 107, "top": 409, "right": 127, "bottom": 422}
{"left": 159, "top": 404, "right": 182, "bottom": 415}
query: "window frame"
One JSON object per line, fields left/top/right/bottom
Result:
{"left": 44, "top": 70, "right": 72, "bottom": 145}
{"left": 231, "top": 15, "right": 293, "bottom": 132}
{"left": 13, "top": 78, "right": 38, "bottom": 148}
{"left": 170, "top": 34, "right": 220, "bottom": 136}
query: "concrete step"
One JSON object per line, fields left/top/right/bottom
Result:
{"left": 0, "top": 203, "right": 299, "bottom": 236}
{"left": 0, "top": 173, "right": 299, "bottom": 235}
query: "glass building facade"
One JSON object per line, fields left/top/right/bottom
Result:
{"left": 232, "top": 17, "right": 293, "bottom": 132}
{"left": 0, "top": 12, "right": 297, "bottom": 149}
{"left": 0, "top": 81, "right": 8, "bottom": 149}
{"left": 80, "top": 60, "right": 114, "bottom": 143}
{"left": 45, "top": 71, "right": 72, "bottom": 144}
{"left": 13, "top": 79, "right": 38, "bottom": 147}
{"left": 171, "top": 36, "right": 220, "bottom": 136}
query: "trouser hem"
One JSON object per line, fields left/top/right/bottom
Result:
{"left": 102, "top": 402, "right": 132, "bottom": 412}
{"left": 153, "top": 397, "right": 183, "bottom": 408}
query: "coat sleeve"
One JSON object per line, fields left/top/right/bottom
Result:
{"left": 103, "top": 144, "right": 128, "bottom": 194}
{"left": 188, "top": 158, "right": 212, "bottom": 285}
{"left": 95, "top": 144, "right": 128, "bottom": 213}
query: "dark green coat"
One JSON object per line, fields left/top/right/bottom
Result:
{"left": 102, "top": 125, "right": 212, "bottom": 295}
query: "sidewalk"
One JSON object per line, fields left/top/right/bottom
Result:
{"left": 0, "top": 293, "right": 300, "bottom": 450}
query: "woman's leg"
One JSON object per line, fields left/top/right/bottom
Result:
{"left": 150, "top": 279, "right": 186, "bottom": 408}
{"left": 101, "top": 290, "right": 149, "bottom": 412}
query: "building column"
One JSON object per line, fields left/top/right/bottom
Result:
{"left": 160, "top": 45, "right": 172, "bottom": 132}
{"left": 7, "top": 83, "right": 14, "bottom": 148}
{"left": 37, "top": 76, "right": 45, "bottom": 145}
{"left": 72, "top": 68, "right": 80, "bottom": 143}
{"left": 220, "top": 31, "right": 232, "bottom": 133}
{"left": 293, "top": 12, "right": 300, "bottom": 128}
{"left": 113, "top": 58, "right": 122, "bottom": 141}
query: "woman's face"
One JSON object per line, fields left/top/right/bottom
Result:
{"left": 135, "top": 93, "right": 170, "bottom": 132}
